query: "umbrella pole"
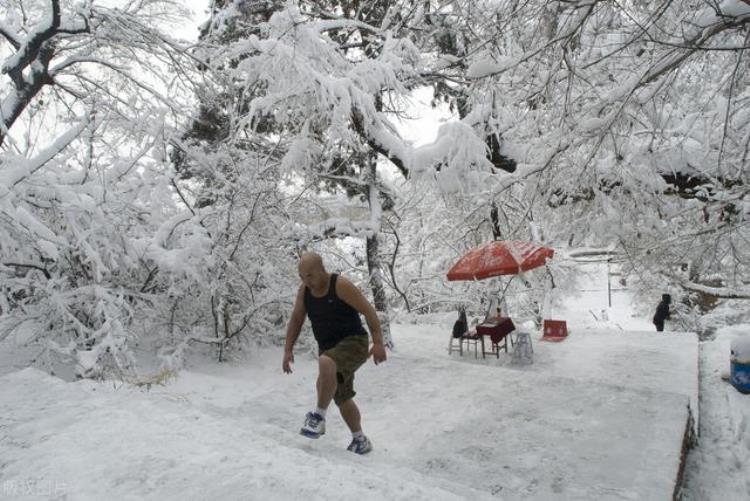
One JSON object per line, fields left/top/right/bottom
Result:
{"left": 485, "top": 279, "right": 500, "bottom": 319}
{"left": 490, "top": 276, "right": 512, "bottom": 318}
{"left": 541, "top": 272, "right": 553, "bottom": 322}
{"left": 501, "top": 276, "right": 513, "bottom": 316}
{"left": 485, "top": 288, "right": 495, "bottom": 320}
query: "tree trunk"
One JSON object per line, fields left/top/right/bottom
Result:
{"left": 366, "top": 150, "right": 393, "bottom": 349}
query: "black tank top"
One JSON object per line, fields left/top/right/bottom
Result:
{"left": 304, "top": 274, "right": 367, "bottom": 351}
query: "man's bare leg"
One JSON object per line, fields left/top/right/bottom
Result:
{"left": 338, "top": 398, "right": 362, "bottom": 433}
{"left": 340, "top": 398, "right": 372, "bottom": 453}
{"left": 317, "top": 355, "right": 337, "bottom": 410}
{"left": 300, "top": 355, "right": 337, "bottom": 438}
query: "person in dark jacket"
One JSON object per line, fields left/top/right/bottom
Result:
{"left": 452, "top": 306, "right": 468, "bottom": 338}
{"left": 652, "top": 294, "right": 671, "bottom": 332}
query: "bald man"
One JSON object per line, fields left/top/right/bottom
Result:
{"left": 283, "top": 252, "right": 387, "bottom": 455}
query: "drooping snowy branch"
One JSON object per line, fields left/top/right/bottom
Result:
{"left": 0, "top": 119, "right": 89, "bottom": 192}
{"left": 678, "top": 279, "right": 750, "bottom": 300}
{"left": 0, "top": 0, "right": 197, "bottom": 147}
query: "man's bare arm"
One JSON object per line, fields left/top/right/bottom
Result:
{"left": 336, "top": 276, "right": 387, "bottom": 363}
{"left": 282, "top": 285, "right": 306, "bottom": 373}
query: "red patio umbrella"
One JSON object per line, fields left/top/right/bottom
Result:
{"left": 446, "top": 240, "right": 554, "bottom": 281}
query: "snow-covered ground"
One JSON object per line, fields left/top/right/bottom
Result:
{"left": 0, "top": 329, "right": 695, "bottom": 500}
{"left": 682, "top": 325, "right": 750, "bottom": 499}
{"left": 551, "top": 264, "right": 750, "bottom": 500}
{"left": 0, "top": 263, "right": 748, "bottom": 500}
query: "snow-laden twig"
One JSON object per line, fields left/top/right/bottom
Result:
{"left": 0, "top": 118, "right": 89, "bottom": 193}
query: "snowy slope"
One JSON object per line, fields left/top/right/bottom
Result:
{"left": 0, "top": 366, "right": 484, "bottom": 500}
{"left": 0, "top": 262, "right": 710, "bottom": 500}
{"left": 1, "top": 321, "right": 697, "bottom": 500}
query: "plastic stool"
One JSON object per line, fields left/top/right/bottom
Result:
{"left": 511, "top": 332, "right": 534, "bottom": 365}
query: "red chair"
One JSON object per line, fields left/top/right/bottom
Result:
{"left": 542, "top": 319, "right": 568, "bottom": 342}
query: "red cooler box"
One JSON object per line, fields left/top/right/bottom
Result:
{"left": 542, "top": 320, "right": 568, "bottom": 341}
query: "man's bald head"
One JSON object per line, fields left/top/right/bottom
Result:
{"left": 298, "top": 252, "right": 328, "bottom": 292}
{"left": 298, "top": 252, "right": 325, "bottom": 273}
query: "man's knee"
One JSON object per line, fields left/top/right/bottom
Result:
{"left": 319, "top": 354, "right": 337, "bottom": 371}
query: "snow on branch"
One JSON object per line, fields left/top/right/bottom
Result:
{"left": 13, "top": 205, "right": 59, "bottom": 242}
{"left": 679, "top": 279, "right": 750, "bottom": 300}
{"left": 0, "top": 1, "right": 60, "bottom": 76}
{"left": 0, "top": 0, "right": 196, "bottom": 147}
{"left": 0, "top": 0, "right": 88, "bottom": 77}
{"left": 351, "top": 108, "right": 410, "bottom": 177}
{"left": 352, "top": 107, "right": 495, "bottom": 184}
{"left": 464, "top": 2, "right": 598, "bottom": 81}
{"left": 0, "top": 119, "right": 89, "bottom": 194}
{"left": 304, "top": 218, "right": 380, "bottom": 240}
{"left": 230, "top": 6, "right": 449, "bottom": 179}
{"left": 623, "top": 2, "right": 750, "bottom": 89}
{"left": 312, "top": 19, "right": 380, "bottom": 34}
{"left": 413, "top": 122, "right": 494, "bottom": 174}
{"left": 0, "top": 20, "right": 21, "bottom": 49}
{"left": 48, "top": 55, "right": 123, "bottom": 76}
{"left": 0, "top": 0, "right": 87, "bottom": 145}
{"left": 721, "top": 0, "right": 750, "bottom": 18}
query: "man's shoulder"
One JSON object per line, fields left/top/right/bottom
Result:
{"left": 334, "top": 275, "right": 362, "bottom": 303}
{"left": 334, "top": 273, "right": 353, "bottom": 285}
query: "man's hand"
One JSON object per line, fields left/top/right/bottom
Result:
{"left": 282, "top": 350, "right": 294, "bottom": 374}
{"left": 369, "top": 342, "right": 387, "bottom": 365}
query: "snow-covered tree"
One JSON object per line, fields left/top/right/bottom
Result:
{"left": 412, "top": 0, "right": 750, "bottom": 321}
{"left": 180, "top": 0, "right": 497, "bottom": 347}
{"left": 6, "top": 0, "right": 750, "bottom": 378}
{"left": 0, "top": 0, "right": 202, "bottom": 377}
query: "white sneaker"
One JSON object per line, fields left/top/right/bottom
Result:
{"left": 300, "top": 412, "right": 325, "bottom": 438}
{"left": 346, "top": 435, "right": 373, "bottom": 454}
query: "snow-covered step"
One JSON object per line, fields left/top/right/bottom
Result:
{"left": 0, "top": 368, "right": 489, "bottom": 500}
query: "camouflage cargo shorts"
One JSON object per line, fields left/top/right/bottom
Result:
{"left": 320, "top": 335, "right": 369, "bottom": 406}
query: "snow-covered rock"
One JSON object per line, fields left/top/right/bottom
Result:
{"left": 731, "top": 335, "right": 750, "bottom": 363}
